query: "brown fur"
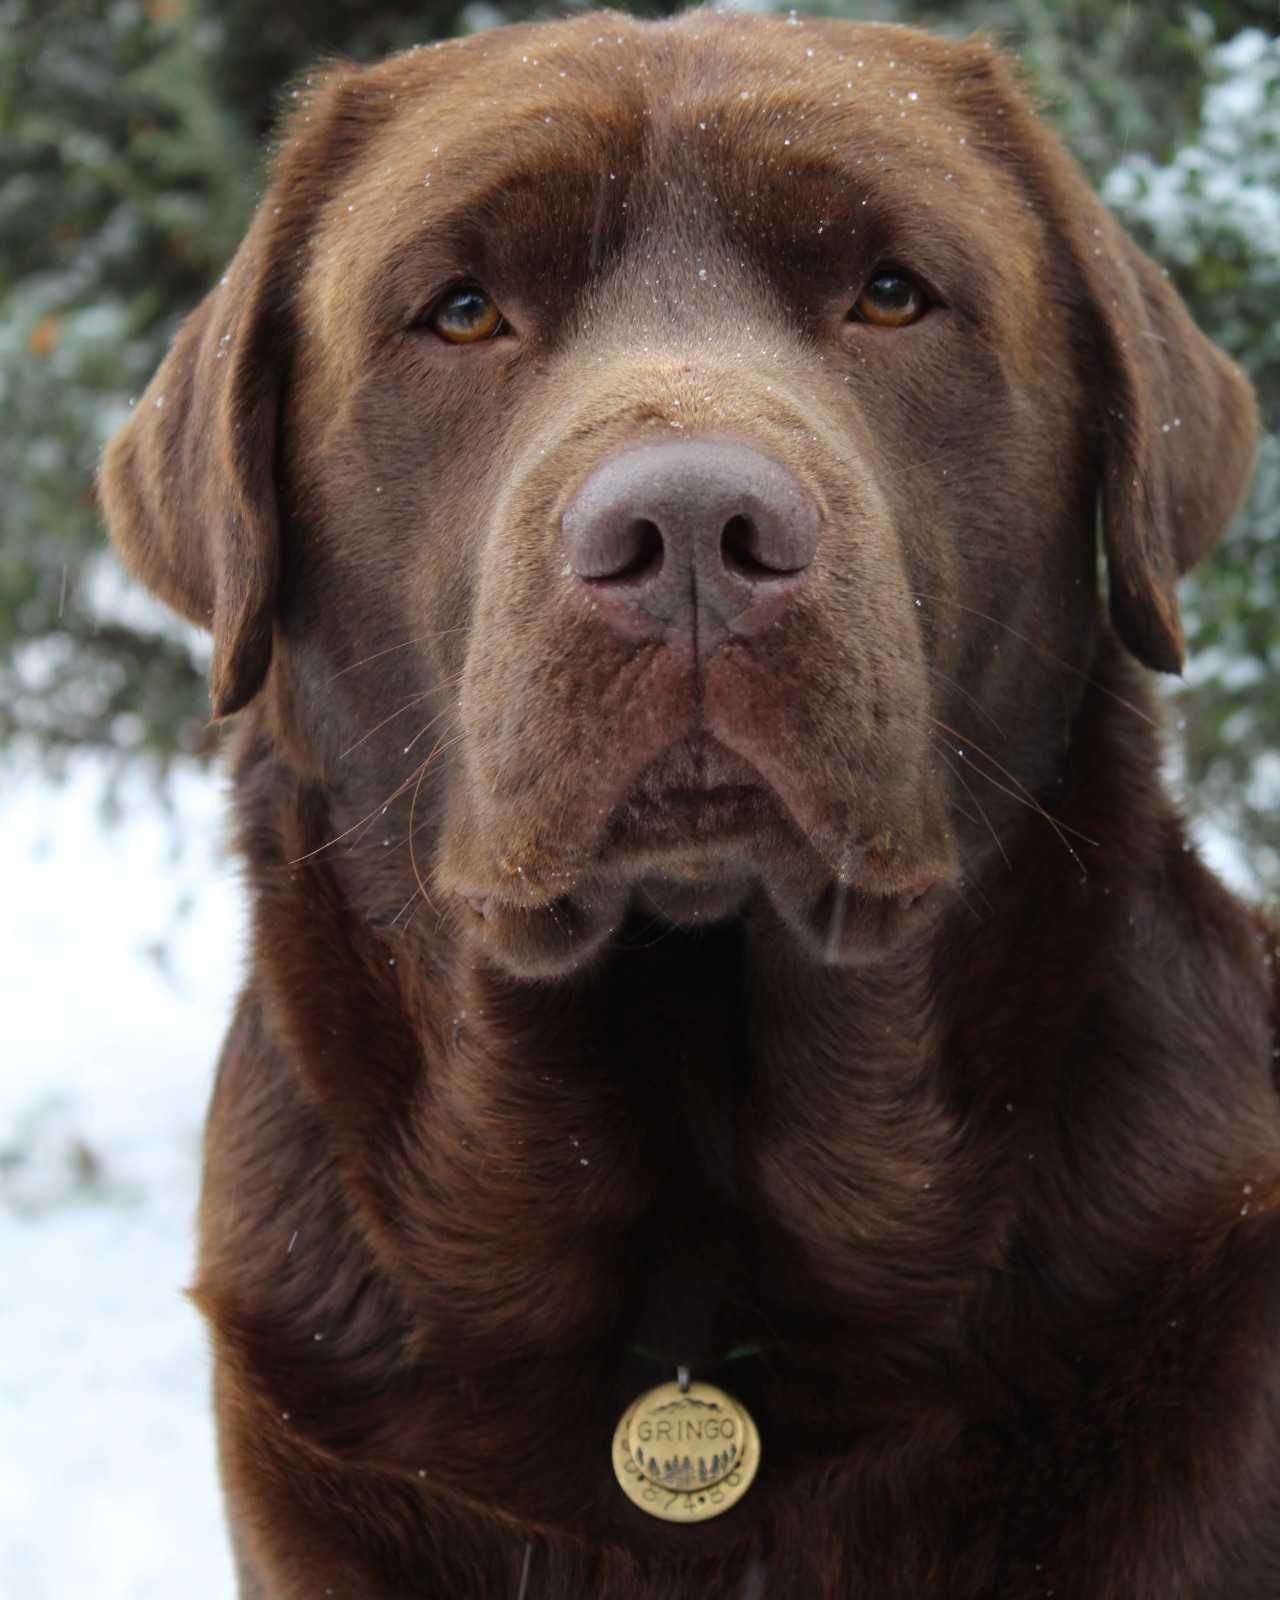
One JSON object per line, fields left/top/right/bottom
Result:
{"left": 98, "top": 11, "right": 1280, "bottom": 1596}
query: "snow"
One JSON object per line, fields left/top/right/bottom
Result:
{"left": 1, "top": 758, "right": 242, "bottom": 1599}
{"left": 1103, "top": 29, "right": 1280, "bottom": 262}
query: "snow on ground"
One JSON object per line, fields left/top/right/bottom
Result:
{"left": 1, "top": 757, "right": 242, "bottom": 1599}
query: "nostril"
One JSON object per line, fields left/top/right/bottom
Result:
{"left": 606, "top": 518, "right": 664, "bottom": 584}
{"left": 722, "top": 514, "right": 767, "bottom": 578}
{"left": 721, "top": 513, "right": 806, "bottom": 579}
{"left": 566, "top": 513, "right": 665, "bottom": 584}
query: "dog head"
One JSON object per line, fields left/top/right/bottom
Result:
{"left": 100, "top": 11, "right": 1256, "bottom": 977}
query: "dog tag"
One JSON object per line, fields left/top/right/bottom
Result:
{"left": 611, "top": 1378, "right": 760, "bottom": 1522}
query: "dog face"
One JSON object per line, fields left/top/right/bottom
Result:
{"left": 101, "top": 11, "right": 1255, "bottom": 979}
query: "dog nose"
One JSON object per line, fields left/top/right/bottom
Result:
{"left": 561, "top": 439, "right": 821, "bottom": 641}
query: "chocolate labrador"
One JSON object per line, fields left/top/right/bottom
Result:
{"left": 100, "top": 10, "right": 1280, "bottom": 1597}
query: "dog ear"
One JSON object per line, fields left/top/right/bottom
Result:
{"left": 1072, "top": 195, "right": 1257, "bottom": 675}
{"left": 955, "top": 43, "right": 1258, "bottom": 674}
{"left": 98, "top": 64, "right": 362, "bottom": 718}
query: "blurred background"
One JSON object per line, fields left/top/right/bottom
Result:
{"left": 1, "top": 0, "right": 1276, "bottom": 1594}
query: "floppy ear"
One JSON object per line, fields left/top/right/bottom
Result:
{"left": 957, "top": 44, "right": 1259, "bottom": 674}
{"left": 99, "top": 63, "right": 362, "bottom": 718}
{"left": 1071, "top": 197, "right": 1258, "bottom": 674}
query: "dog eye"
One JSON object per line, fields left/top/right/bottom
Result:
{"left": 423, "top": 285, "right": 507, "bottom": 344}
{"left": 850, "top": 269, "right": 929, "bottom": 329}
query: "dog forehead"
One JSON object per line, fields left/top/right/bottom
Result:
{"left": 338, "top": 11, "right": 1014, "bottom": 210}
{"left": 299, "top": 11, "right": 1041, "bottom": 366}
{"left": 357, "top": 10, "right": 990, "bottom": 106}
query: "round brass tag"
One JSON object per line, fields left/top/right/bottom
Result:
{"left": 611, "top": 1379, "right": 761, "bottom": 1522}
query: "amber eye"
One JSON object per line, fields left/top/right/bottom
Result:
{"left": 851, "top": 269, "right": 929, "bottom": 329}
{"left": 425, "top": 285, "right": 506, "bottom": 344}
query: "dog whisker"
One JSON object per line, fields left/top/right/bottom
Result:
{"left": 339, "top": 667, "right": 468, "bottom": 761}
{"left": 287, "top": 764, "right": 433, "bottom": 865}
{"left": 325, "top": 625, "right": 468, "bottom": 684}
{"left": 923, "top": 661, "right": 1005, "bottom": 739}
{"left": 911, "top": 592, "right": 1158, "bottom": 730}
{"left": 933, "top": 743, "right": 1010, "bottom": 870}
{"left": 402, "top": 701, "right": 462, "bottom": 757}
{"left": 339, "top": 689, "right": 436, "bottom": 761}
{"left": 929, "top": 717, "right": 1092, "bottom": 881}
{"left": 407, "top": 730, "right": 473, "bottom": 921}
{"left": 930, "top": 717, "right": 1099, "bottom": 849}
{"left": 390, "top": 886, "right": 423, "bottom": 927}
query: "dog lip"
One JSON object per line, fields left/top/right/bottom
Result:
{"left": 833, "top": 845, "right": 951, "bottom": 905}
{"left": 453, "top": 878, "right": 569, "bottom": 915}
{"left": 458, "top": 887, "right": 496, "bottom": 918}
{"left": 601, "top": 776, "right": 780, "bottom": 858}
{"left": 615, "top": 779, "right": 767, "bottom": 820}
{"left": 445, "top": 736, "right": 954, "bottom": 924}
